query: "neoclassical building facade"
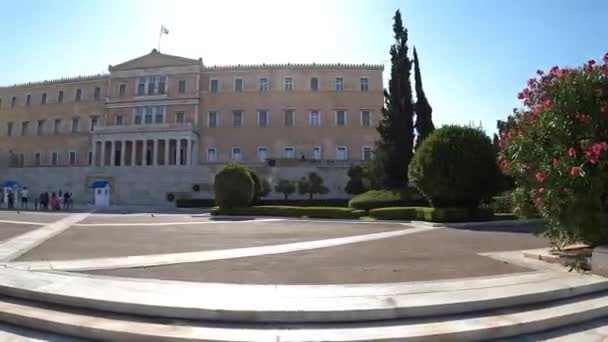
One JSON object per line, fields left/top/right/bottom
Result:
{"left": 0, "top": 50, "right": 383, "bottom": 204}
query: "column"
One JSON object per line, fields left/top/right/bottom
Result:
{"left": 100, "top": 141, "right": 106, "bottom": 167}
{"left": 131, "top": 141, "right": 136, "bottom": 166}
{"left": 164, "top": 139, "right": 170, "bottom": 166}
{"left": 92, "top": 140, "right": 97, "bottom": 167}
{"left": 186, "top": 139, "right": 192, "bottom": 165}
{"left": 152, "top": 139, "right": 158, "bottom": 166}
{"left": 174, "top": 139, "right": 179, "bottom": 166}
{"left": 121, "top": 140, "right": 126, "bottom": 166}
{"left": 110, "top": 141, "right": 115, "bottom": 166}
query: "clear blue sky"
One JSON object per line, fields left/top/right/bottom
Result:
{"left": 1, "top": 0, "right": 607, "bottom": 133}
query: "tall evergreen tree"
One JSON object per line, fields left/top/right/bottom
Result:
{"left": 376, "top": 9, "right": 415, "bottom": 189}
{"left": 413, "top": 47, "right": 434, "bottom": 148}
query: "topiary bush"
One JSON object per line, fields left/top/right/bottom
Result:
{"left": 348, "top": 188, "right": 427, "bottom": 211}
{"left": 214, "top": 164, "right": 255, "bottom": 209}
{"left": 409, "top": 125, "right": 502, "bottom": 208}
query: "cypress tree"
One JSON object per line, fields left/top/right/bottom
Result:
{"left": 413, "top": 47, "right": 434, "bottom": 148}
{"left": 376, "top": 9, "right": 415, "bottom": 189}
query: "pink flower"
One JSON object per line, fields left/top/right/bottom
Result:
{"left": 536, "top": 69, "right": 544, "bottom": 76}
{"left": 543, "top": 99, "right": 552, "bottom": 108}
{"left": 589, "top": 59, "right": 596, "bottom": 66}
{"left": 576, "top": 113, "right": 592, "bottom": 125}
{"left": 568, "top": 147, "right": 577, "bottom": 157}
{"left": 535, "top": 172, "right": 546, "bottom": 182}
{"left": 570, "top": 166, "right": 582, "bottom": 177}
{"left": 602, "top": 104, "right": 608, "bottom": 113}
{"left": 604, "top": 52, "right": 608, "bottom": 63}
{"left": 499, "top": 159, "right": 509, "bottom": 170}
{"left": 538, "top": 187, "right": 545, "bottom": 194}
{"left": 534, "top": 197, "right": 543, "bottom": 205}
{"left": 517, "top": 92, "right": 525, "bottom": 100}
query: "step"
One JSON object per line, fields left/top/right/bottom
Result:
{"left": 1, "top": 268, "right": 608, "bottom": 323}
{"left": 2, "top": 291, "right": 608, "bottom": 341}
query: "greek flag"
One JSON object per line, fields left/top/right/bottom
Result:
{"left": 161, "top": 25, "right": 169, "bottom": 34}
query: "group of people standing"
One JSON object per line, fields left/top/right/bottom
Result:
{"left": 3, "top": 187, "right": 73, "bottom": 211}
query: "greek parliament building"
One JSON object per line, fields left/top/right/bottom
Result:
{"left": 0, "top": 49, "right": 383, "bottom": 205}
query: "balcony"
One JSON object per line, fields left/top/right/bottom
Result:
{"left": 93, "top": 122, "right": 196, "bottom": 134}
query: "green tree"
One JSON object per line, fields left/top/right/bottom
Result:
{"left": 413, "top": 47, "right": 434, "bottom": 148}
{"left": 345, "top": 165, "right": 367, "bottom": 195}
{"left": 377, "top": 9, "right": 415, "bottom": 189}
{"left": 297, "top": 172, "right": 329, "bottom": 200}
{"left": 274, "top": 179, "right": 296, "bottom": 200}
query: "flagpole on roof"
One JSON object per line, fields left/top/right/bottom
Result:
{"left": 158, "top": 25, "right": 169, "bottom": 52}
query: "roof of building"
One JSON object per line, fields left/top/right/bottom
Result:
{"left": 203, "top": 63, "right": 384, "bottom": 71}
{"left": 0, "top": 74, "right": 108, "bottom": 90}
{"left": 109, "top": 49, "right": 202, "bottom": 72}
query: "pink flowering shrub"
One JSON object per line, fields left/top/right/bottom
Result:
{"left": 498, "top": 53, "right": 608, "bottom": 245}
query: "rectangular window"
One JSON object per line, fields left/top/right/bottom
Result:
{"left": 135, "top": 107, "right": 143, "bottom": 124}
{"left": 207, "top": 148, "right": 217, "bottom": 162}
{"left": 21, "top": 121, "right": 29, "bottom": 136}
{"left": 89, "top": 116, "right": 98, "bottom": 131}
{"left": 71, "top": 117, "right": 79, "bottom": 133}
{"left": 284, "top": 110, "right": 294, "bottom": 127}
{"left": 336, "top": 146, "right": 348, "bottom": 160}
{"left": 11, "top": 96, "right": 16, "bottom": 108}
{"left": 233, "top": 110, "right": 243, "bottom": 127}
{"left": 309, "top": 111, "right": 321, "bottom": 127}
{"left": 158, "top": 76, "right": 166, "bottom": 94}
{"left": 208, "top": 111, "right": 218, "bottom": 128}
{"left": 37, "top": 120, "right": 45, "bottom": 136}
{"left": 257, "top": 146, "right": 269, "bottom": 161}
{"left": 283, "top": 147, "right": 295, "bottom": 159}
{"left": 231, "top": 147, "right": 242, "bottom": 161}
{"left": 115, "top": 114, "right": 124, "bottom": 125}
{"left": 26, "top": 94, "right": 31, "bottom": 106}
{"left": 41, "top": 92, "right": 47, "bottom": 104}
{"left": 362, "top": 146, "right": 373, "bottom": 161}
{"left": 69, "top": 151, "right": 77, "bottom": 166}
{"left": 148, "top": 77, "right": 155, "bottom": 95}
{"left": 257, "top": 110, "right": 269, "bottom": 127}
{"left": 360, "top": 77, "right": 369, "bottom": 92}
{"left": 259, "top": 78, "right": 269, "bottom": 92}
{"left": 312, "top": 146, "right": 322, "bottom": 160}
{"left": 34, "top": 153, "right": 41, "bottom": 167}
{"left": 119, "top": 84, "right": 126, "bottom": 97}
{"left": 57, "top": 90, "right": 63, "bottom": 103}
{"left": 138, "top": 79, "right": 145, "bottom": 95}
{"left": 178, "top": 80, "right": 186, "bottom": 94}
{"left": 310, "top": 77, "right": 319, "bottom": 91}
{"left": 145, "top": 107, "right": 153, "bottom": 124}
{"left": 210, "top": 79, "right": 219, "bottom": 93}
{"left": 75, "top": 89, "right": 82, "bottom": 102}
{"left": 335, "top": 110, "right": 346, "bottom": 126}
{"left": 336, "top": 77, "right": 344, "bottom": 91}
{"left": 88, "top": 151, "right": 93, "bottom": 165}
{"left": 51, "top": 152, "right": 58, "bottom": 166}
{"left": 175, "top": 111, "right": 185, "bottom": 124}
{"left": 53, "top": 119, "right": 61, "bottom": 134}
{"left": 7, "top": 122, "right": 13, "bottom": 137}
{"left": 361, "top": 110, "right": 372, "bottom": 127}
{"left": 18, "top": 154, "right": 24, "bottom": 168}
{"left": 94, "top": 87, "right": 101, "bottom": 100}
{"left": 155, "top": 106, "right": 164, "bottom": 123}
{"left": 234, "top": 78, "right": 243, "bottom": 92}
{"left": 284, "top": 77, "right": 293, "bottom": 91}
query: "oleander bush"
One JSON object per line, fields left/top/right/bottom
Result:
{"left": 213, "top": 164, "right": 255, "bottom": 209}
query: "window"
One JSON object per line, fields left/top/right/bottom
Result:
{"left": 210, "top": 79, "right": 219, "bottom": 93}
{"left": 88, "top": 151, "right": 93, "bottom": 165}
{"left": 360, "top": 77, "right": 369, "bottom": 92}
{"left": 53, "top": 119, "right": 61, "bottom": 134}
{"left": 89, "top": 116, "right": 98, "bottom": 131}
{"left": 135, "top": 107, "right": 143, "bottom": 124}
{"left": 231, "top": 147, "right": 242, "bottom": 161}
{"left": 284, "top": 110, "right": 294, "bottom": 127}
{"left": 259, "top": 78, "right": 269, "bottom": 92}
{"left": 155, "top": 106, "right": 164, "bottom": 123}
{"left": 234, "top": 78, "right": 243, "bottom": 92}
{"left": 257, "top": 146, "right": 269, "bottom": 161}
{"left": 145, "top": 107, "right": 153, "bottom": 124}
{"left": 232, "top": 110, "right": 243, "bottom": 127}
{"left": 51, "top": 152, "right": 58, "bottom": 166}
{"left": 284, "top": 77, "right": 293, "bottom": 91}
{"left": 208, "top": 111, "right": 218, "bottom": 128}
{"left": 336, "top": 146, "right": 348, "bottom": 160}
{"left": 138, "top": 79, "right": 145, "bottom": 95}
{"left": 178, "top": 80, "right": 186, "bottom": 94}
{"left": 309, "top": 110, "right": 321, "bottom": 127}
{"left": 283, "top": 146, "right": 295, "bottom": 159}
{"left": 147, "top": 77, "right": 155, "bottom": 95}
{"left": 26, "top": 94, "right": 31, "bottom": 106}
{"left": 18, "top": 154, "right": 24, "bottom": 168}
{"left": 21, "top": 121, "right": 29, "bottom": 136}
{"left": 34, "top": 153, "right": 41, "bottom": 167}
{"left": 335, "top": 110, "right": 346, "bottom": 126}
{"left": 11, "top": 96, "right": 16, "bottom": 108}
{"left": 6, "top": 122, "right": 13, "bottom": 136}
{"left": 115, "top": 114, "right": 124, "bottom": 125}
{"left": 175, "top": 111, "right": 185, "bottom": 124}
{"left": 158, "top": 76, "right": 166, "bottom": 94}
{"left": 57, "top": 90, "right": 63, "bottom": 103}
{"left": 94, "top": 87, "right": 101, "bottom": 100}
{"left": 41, "top": 92, "right": 47, "bottom": 104}
{"left": 336, "top": 77, "right": 344, "bottom": 91}
{"left": 312, "top": 146, "right": 322, "bottom": 160}
{"left": 37, "top": 120, "right": 45, "bottom": 136}
{"left": 207, "top": 147, "right": 217, "bottom": 162}
{"left": 75, "top": 89, "right": 82, "bottom": 102}
{"left": 119, "top": 84, "right": 126, "bottom": 97}
{"left": 361, "top": 110, "right": 372, "bottom": 127}
{"left": 310, "top": 77, "right": 319, "bottom": 91}
{"left": 69, "top": 151, "right": 77, "bottom": 166}
{"left": 362, "top": 146, "right": 373, "bottom": 161}
{"left": 257, "top": 110, "right": 269, "bottom": 127}
{"left": 71, "top": 117, "right": 79, "bottom": 133}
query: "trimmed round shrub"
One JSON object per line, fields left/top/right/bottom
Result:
{"left": 409, "top": 125, "right": 502, "bottom": 208}
{"left": 348, "top": 188, "right": 427, "bottom": 211}
{"left": 214, "top": 164, "right": 255, "bottom": 208}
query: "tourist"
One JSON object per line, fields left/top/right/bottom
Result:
{"left": 34, "top": 195, "right": 39, "bottom": 210}
{"left": 58, "top": 190, "right": 63, "bottom": 209}
{"left": 21, "top": 186, "right": 29, "bottom": 209}
{"left": 51, "top": 192, "right": 60, "bottom": 211}
{"left": 63, "top": 192, "right": 70, "bottom": 210}
{"left": 7, "top": 190, "right": 14, "bottom": 210}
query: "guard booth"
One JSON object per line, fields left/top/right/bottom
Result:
{"left": 90, "top": 181, "right": 111, "bottom": 207}
{"left": 2, "top": 180, "right": 20, "bottom": 205}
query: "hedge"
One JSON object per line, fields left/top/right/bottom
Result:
{"left": 369, "top": 206, "right": 494, "bottom": 222}
{"left": 175, "top": 199, "right": 216, "bottom": 208}
{"left": 255, "top": 199, "right": 349, "bottom": 207}
{"left": 211, "top": 206, "right": 363, "bottom": 219}
{"left": 348, "top": 188, "right": 427, "bottom": 211}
